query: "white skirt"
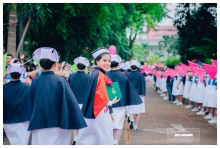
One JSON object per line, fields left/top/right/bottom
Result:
{"left": 128, "top": 96, "right": 145, "bottom": 114}
{"left": 207, "top": 85, "right": 217, "bottom": 108}
{"left": 183, "top": 80, "right": 192, "bottom": 99}
{"left": 4, "top": 121, "right": 30, "bottom": 145}
{"left": 31, "top": 127, "right": 71, "bottom": 145}
{"left": 203, "top": 85, "right": 211, "bottom": 107}
{"left": 161, "top": 78, "right": 167, "bottom": 92}
{"left": 76, "top": 107, "right": 114, "bottom": 145}
{"left": 193, "top": 81, "right": 206, "bottom": 103}
{"left": 156, "top": 78, "right": 161, "bottom": 88}
{"left": 189, "top": 83, "right": 197, "bottom": 101}
{"left": 175, "top": 81, "right": 184, "bottom": 95}
{"left": 151, "top": 75, "right": 155, "bottom": 84}
{"left": 112, "top": 107, "right": 126, "bottom": 129}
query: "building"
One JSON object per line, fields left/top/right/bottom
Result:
{"left": 135, "top": 25, "right": 179, "bottom": 61}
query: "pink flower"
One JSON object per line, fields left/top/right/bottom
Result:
{"left": 107, "top": 77, "right": 113, "bottom": 86}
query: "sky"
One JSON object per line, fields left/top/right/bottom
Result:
{"left": 157, "top": 3, "right": 178, "bottom": 26}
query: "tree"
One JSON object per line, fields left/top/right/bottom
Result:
{"left": 174, "top": 3, "right": 217, "bottom": 63}
{"left": 127, "top": 4, "right": 167, "bottom": 59}
{"left": 147, "top": 54, "right": 161, "bottom": 65}
{"left": 158, "top": 35, "right": 179, "bottom": 56}
{"left": 132, "top": 43, "right": 151, "bottom": 62}
{"left": 6, "top": 3, "right": 17, "bottom": 57}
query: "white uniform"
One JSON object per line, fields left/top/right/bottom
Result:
{"left": 194, "top": 79, "right": 206, "bottom": 103}
{"left": 183, "top": 75, "right": 192, "bottom": 99}
{"left": 76, "top": 107, "right": 114, "bottom": 145}
{"left": 207, "top": 79, "right": 217, "bottom": 108}
{"left": 4, "top": 121, "right": 30, "bottom": 145}
{"left": 203, "top": 78, "right": 212, "bottom": 107}
{"left": 128, "top": 96, "right": 145, "bottom": 114}
{"left": 189, "top": 76, "right": 197, "bottom": 102}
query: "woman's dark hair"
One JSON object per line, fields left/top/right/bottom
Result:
{"left": 130, "top": 65, "right": 137, "bottom": 70}
{"left": 94, "top": 52, "right": 110, "bottom": 65}
{"left": 77, "top": 63, "right": 86, "bottom": 70}
{"left": 127, "top": 69, "right": 131, "bottom": 72}
{"left": 110, "top": 61, "right": 119, "bottom": 68}
{"left": 119, "top": 69, "right": 124, "bottom": 72}
{"left": 40, "top": 59, "right": 55, "bottom": 70}
{"left": 62, "top": 62, "right": 67, "bottom": 69}
{"left": 13, "top": 59, "right": 22, "bottom": 64}
{"left": 10, "top": 72, "right": 21, "bottom": 79}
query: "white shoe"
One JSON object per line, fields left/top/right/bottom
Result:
{"left": 173, "top": 100, "right": 178, "bottom": 104}
{"left": 160, "top": 94, "right": 166, "bottom": 97}
{"left": 191, "top": 108, "right": 199, "bottom": 112}
{"left": 163, "top": 96, "right": 168, "bottom": 100}
{"left": 208, "top": 118, "right": 217, "bottom": 124}
{"left": 176, "top": 102, "right": 183, "bottom": 106}
{"left": 185, "top": 105, "right": 193, "bottom": 108}
{"left": 134, "top": 126, "right": 138, "bottom": 130}
{"left": 204, "top": 115, "right": 213, "bottom": 120}
{"left": 196, "top": 111, "right": 205, "bottom": 115}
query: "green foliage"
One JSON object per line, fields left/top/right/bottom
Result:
{"left": 147, "top": 54, "right": 161, "bottom": 65}
{"left": 132, "top": 43, "right": 151, "bottom": 62}
{"left": 174, "top": 3, "right": 217, "bottom": 63}
{"left": 164, "top": 56, "right": 180, "bottom": 67}
{"left": 158, "top": 35, "right": 178, "bottom": 56}
{"left": 3, "top": 3, "right": 168, "bottom": 63}
{"left": 204, "top": 58, "right": 212, "bottom": 65}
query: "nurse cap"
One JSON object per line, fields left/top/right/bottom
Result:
{"left": 7, "top": 63, "right": 25, "bottom": 74}
{"left": 32, "top": 47, "right": 58, "bottom": 62}
{"left": 130, "top": 60, "right": 140, "bottom": 67}
{"left": 74, "top": 57, "right": 89, "bottom": 66}
{"left": 111, "top": 54, "right": 122, "bottom": 64}
{"left": 91, "top": 48, "right": 109, "bottom": 59}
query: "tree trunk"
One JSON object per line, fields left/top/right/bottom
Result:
{"left": 7, "top": 3, "right": 17, "bottom": 57}
{"left": 16, "top": 17, "right": 31, "bottom": 56}
{"left": 19, "top": 16, "right": 24, "bottom": 56}
{"left": 129, "top": 33, "right": 137, "bottom": 60}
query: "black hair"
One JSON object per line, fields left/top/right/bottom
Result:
{"left": 127, "top": 69, "right": 131, "bottom": 72}
{"left": 77, "top": 63, "right": 86, "bottom": 70}
{"left": 7, "top": 54, "right": 13, "bottom": 58}
{"left": 94, "top": 52, "right": 110, "bottom": 65}
{"left": 10, "top": 72, "right": 21, "bottom": 79}
{"left": 62, "top": 62, "right": 67, "bottom": 69}
{"left": 110, "top": 61, "right": 119, "bottom": 68}
{"left": 130, "top": 65, "right": 137, "bottom": 70}
{"left": 119, "top": 69, "right": 124, "bottom": 72}
{"left": 13, "top": 59, "right": 22, "bottom": 64}
{"left": 40, "top": 59, "right": 55, "bottom": 70}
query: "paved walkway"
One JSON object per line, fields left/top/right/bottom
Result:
{"left": 3, "top": 83, "right": 217, "bottom": 145}
{"left": 119, "top": 83, "right": 217, "bottom": 145}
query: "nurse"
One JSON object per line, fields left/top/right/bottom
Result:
{"left": 3, "top": 63, "right": 31, "bottom": 145}
{"left": 28, "top": 47, "right": 87, "bottom": 145}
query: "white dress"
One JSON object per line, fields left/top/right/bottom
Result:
{"left": 203, "top": 78, "right": 212, "bottom": 107}
{"left": 31, "top": 127, "right": 71, "bottom": 145}
{"left": 193, "top": 79, "right": 206, "bottom": 103}
{"left": 189, "top": 76, "right": 197, "bottom": 102}
{"left": 207, "top": 81, "right": 217, "bottom": 108}
{"left": 4, "top": 121, "right": 30, "bottom": 145}
{"left": 175, "top": 76, "right": 184, "bottom": 95}
{"left": 128, "top": 96, "right": 145, "bottom": 114}
{"left": 76, "top": 107, "right": 114, "bottom": 145}
{"left": 112, "top": 107, "right": 126, "bottom": 129}
{"left": 183, "top": 76, "right": 192, "bottom": 99}
{"left": 161, "top": 77, "right": 167, "bottom": 92}
{"left": 156, "top": 77, "right": 161, "bottom": 88}
{"left": 172, "top": 77, "right": 178, "bottom": 96}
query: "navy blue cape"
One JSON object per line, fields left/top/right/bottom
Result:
{"left": 3, "top": 80, "right": 31, "bottom": 124}
{"left": 68, "top": 71, "right": 89, "bottom": 104}
{"left": 28, "top": 71, "right": 87, "bottom": 130}
{"left": 81, "top": 68, "right": 113, "bottom": 119}
{"left": 106, "top": 70, "right": 143, "bottom": 107}
{"left": 126, "top": 70, "right": 146, "bottom": 95}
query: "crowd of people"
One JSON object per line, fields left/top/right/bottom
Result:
{"left": 3, "top": 47, "right": 146, "bottom": 145}
{"left": 145, "top": 62, "right": 217, "bottom": 125}
{"left": 3, "top": 46, "right": 217, "bottom": 145}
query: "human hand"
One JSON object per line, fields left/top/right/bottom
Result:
{"left": 112, "top": 96, "right": 120, "bottom": 105}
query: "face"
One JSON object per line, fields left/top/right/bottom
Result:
{"left": 96, "top": 54, "right": 111, "bottom": 72}
{"left": 58, "top": 63, "right": 62, "bottom": 69}
{"left": 6, "top": 56, "right": 13, "bottom": 65}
